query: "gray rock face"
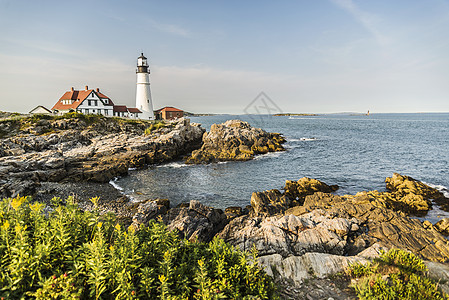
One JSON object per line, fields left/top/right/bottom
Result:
{"left": 286, "top": 192, "right": 449, "bottom": 263}
{"left": 219, "top": 209, "right": 360, "bottom": 258}
{"left": 0, "top": 117, "right": 204, "bottom": 198}
{"left": 132, "top": 199, "right": 169, "bottom": 228}
{"left": 163, "top": 200, "right": 228, "bottom": 242}
{"left": 186, "top": 120, "right": 285, "bottom": 163}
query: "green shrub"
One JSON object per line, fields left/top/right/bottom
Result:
{"left": 144, "top": 121, "right": 166, "bottom": 135}
{"left": 0, "top": 196, "right": 278, "bottom": 299}
{"left": 348, "top": 249, "right": 448, "bottom": 300}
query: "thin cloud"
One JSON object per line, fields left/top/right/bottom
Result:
{"left": 330, "top": 0, "right": 389, "bottom": 45}
{"left": 148, "top": 19, "right": 191, "bottom": 37}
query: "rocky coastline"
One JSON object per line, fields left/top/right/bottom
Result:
{"left": 1, "top": 113, "right": 449, "bottom": 298}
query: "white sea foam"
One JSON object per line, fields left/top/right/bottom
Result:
{"left": 157, "top": 161, "right": 190, "bottom": 168}
{"left": 289, "top": 137, "right": 317, "bottom": 142}
{"left": 254, "top": 151, "right": 283, "bottom": 160}
{"left": 424, "top": 182, "right": 449, "bottom": 198}
{"left": 416, "top": 201, "right": 449, "bottom": 224}
{"left": 109, "top": 178, "right": 124, "bottom": 191}
{"left": 288, "top": 117, "right": 317, "bottom": 120}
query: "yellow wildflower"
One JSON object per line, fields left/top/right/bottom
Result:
{"left": 29, "top": 202, "right": 44, "bottom": 212}
{"left": 10, "top": 196, "right": 27, "bottom": 211}
{"left": 1, "top": 220, "right": 9, "bottom": 231}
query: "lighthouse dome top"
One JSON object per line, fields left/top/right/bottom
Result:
{"left": 137, "top": 53, "right": 149, "bottom": 69}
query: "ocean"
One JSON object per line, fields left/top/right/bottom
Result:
{"left": 113, "top": 113, "right": 449, "bottom": 222}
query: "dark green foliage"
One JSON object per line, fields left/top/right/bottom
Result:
{"left": 0, "top": 196, "right": 278, "bottom": 299}
{"left": 348, "top": 249, "right": 448, "bottom": 300}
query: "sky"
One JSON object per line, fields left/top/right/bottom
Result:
{"left": 1, "top": 0, "right": 449, "bottom": 114}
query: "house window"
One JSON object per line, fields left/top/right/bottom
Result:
{"left": 94, "top": 100, "right": 98, "bottom": 106}
{"left": 104, "top": 110, "right": 108, "bottom": 116}
{"left": 97, "top": 109, "right": 101, "bottom": 115}
{"left": 85, "top": 109, "right": 89, "bottom": 114}
{"left": 92, "top": 109, "right": 96, "bottom": 113}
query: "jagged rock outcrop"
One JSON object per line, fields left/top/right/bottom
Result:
{"left": 132, "top": 198, "right": 170, "bottom": 228}
{"left": 284, "top": 177, "right": 339, "bottom": 206}
{"left": 0, "top": 117, "right": 204, "bottom": 198}
{"left": 186, "top": 120, "right": 285, "bottom": 163}
{"left": 286, "top": 192, "right": 449, "bottom": 263}
{"left": 163, "top": 200, "right": 228, "bottom": 242}
{"left": 215, "top": 174, "right": 449, "bottom": 291}
{"left": 219, "top": 209, "right": 361, "bottom": 258}
{"left": 435, "top": 218, "right": 449, "bottom": 235}
{"left": 348, "top": 173, "right": 447, "bottom": 215}
{"left": 250, "top": 189, "right": 291, "bottom": 215}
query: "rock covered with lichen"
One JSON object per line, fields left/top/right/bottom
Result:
{"left": 186, "top": 120, "right": 285, "bottom": 163}
{"left": 347, "top": 173, "right": 447, "bottom": 215}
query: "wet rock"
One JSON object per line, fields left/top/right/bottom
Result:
{"left": 186, "top": 119, "right": 285, "bottom": 163}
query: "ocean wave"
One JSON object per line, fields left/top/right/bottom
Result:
{"left": 288, "top": 117, "right": 318, "bottom": 120}
{"left": 109, "top": 178, "right": 124, "bottom": 191}
{"left": 157, "top": 161, "right": 191, "bottom": 168}
{"left": 289, "top": 137, "right": 317, "bottom": 142}
{"left": 254, "top": 151, "right": 284, "bottom": 160}
{"left": 425, "top": 182, "right": 449, "bottom": 198}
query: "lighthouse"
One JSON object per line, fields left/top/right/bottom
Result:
{"left": 135, "top": 53, "right": 154, "bottom": 120}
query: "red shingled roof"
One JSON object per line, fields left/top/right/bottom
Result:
{"left": 155, "top": 106, "right": 183, "bottom": 112}
{"left": 52, "top": 88, "right": 113, "bottom": 110}
{"left": 127, "top": 108, "right": 142, "bottom": 113}
{"left": 113, "top": 105, "right": 128, "bottom": 112}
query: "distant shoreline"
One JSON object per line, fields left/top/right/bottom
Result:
{"left": 273, "top": 113, "right": 318, "bottom": 116}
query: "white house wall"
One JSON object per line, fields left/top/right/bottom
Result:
{"left": 77, "top": 92, "right": 113, "bottom": 116}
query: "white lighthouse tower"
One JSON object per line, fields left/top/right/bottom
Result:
{"left": 135, "top": 53, "right": 154, "bottom": 120}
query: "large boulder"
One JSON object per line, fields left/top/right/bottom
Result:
{"left": 250, "top": 189, "right": 291, "bottom": 216}
{"left": 186, "top": 120, "right": 285, "bottom": 163}
{"left": 348, "top": 173, "right": 447, "bottom": 215}
{"left": 284, "top": 177, "right": 339, "bottom": 206}
{"left": 435, "top": 218, "right": 449, "bottom": 235}
{"left": 163, "top": 200, "right": 228, "bottom": 242}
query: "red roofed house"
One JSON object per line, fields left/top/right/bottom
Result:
{"left": 127, "top": 107, "right": 142, "bottom": 118}
{"left": 53, "top": 86, "right": 142, "bottom": 118}
{"left": 113, "top": 105, "right": 128, "bottom": 117}
{"left": 154, "top": 106, "right": 184, "bottom": 120}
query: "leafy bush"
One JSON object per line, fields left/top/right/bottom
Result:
{"left": 0, "top": 196, "right": 278, "bottom": 299}
{"left": 348, "top": 249, "right": 448, "bottom": 300}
